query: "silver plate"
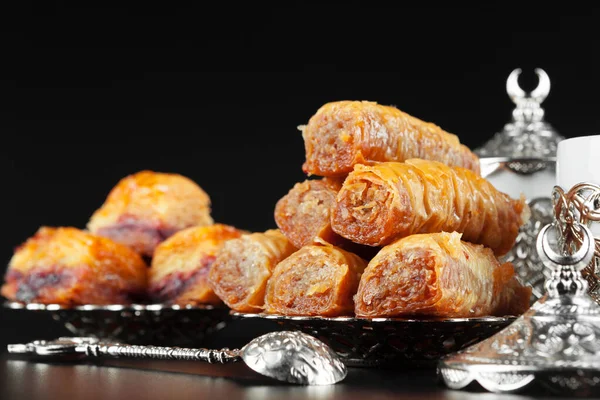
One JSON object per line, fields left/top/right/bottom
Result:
{"left": 3, "top": 301, "right": 230, "bottom": 346}
{"left": 231, "top": 312, "right": 515, "bottom": 368}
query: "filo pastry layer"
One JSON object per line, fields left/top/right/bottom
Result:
{"left": 275, "top": 177, "right": 345, "bottom": 249}
{"left": 1, "top": 227, "right": 147, "bottom": 305}
{"left": 208, "top": 230, "right": 296, "bottom": 312}
{"left": 332, "top": 159, "right": 529, "bottom": 256}
{"left": 148, "top": 224, "right": 245, "bottom": 305}
{"left": 354, "top": 232, "right": 532, "bottom": 318}
{"left": 88, "top": 170, "right": 213, "bottom": 257}
{"left": 301, "top": 101, "right": 480, "bottom": 177}
{"left": 265, "top": 241, "right": 367, "bottom": 317}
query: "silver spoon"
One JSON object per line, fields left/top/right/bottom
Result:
{"left": 7, "top": 330, "right": 347, "bottom": 385}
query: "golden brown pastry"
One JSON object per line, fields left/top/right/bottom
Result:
{"left": 331, "top": 159, "right": 529, "bottom": 256}
{"left": 301, "top": 101, "right": 480, "bottom": 177}
{"left": 354, "top": 232, "right": 532, "bottom": 318}
{"left": 87, "top": 170, "right": 213, "bottom": 257}
{"left": 148, "top": 224, "right": 245, "bottom": 305}
{"left": 265, "top": 241, "right": 368, "bottom": 317}
{"left": 208, "top": 230, "right": 296, "bottom": 312}
{"left": 274, "top": 177, "right": 345, "bottom": 248}
{"left": 274, "top": 177, "right": 381, "bottom": 261}
{"left": 1, "top": 227, "right": 147, "bottom": 305}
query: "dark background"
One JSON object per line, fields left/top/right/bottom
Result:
{"left": 3, "top": 3, "right": 600, "bottom": 344}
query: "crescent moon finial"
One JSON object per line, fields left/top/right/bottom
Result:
{"left": 506, "top": 68, "right": 525, "bottom": 104}
{"left": 530, "top": 68, "right": 550, "bottom": 103}
{"left": 506, "top": 68, "right": 551, "bottom": 106}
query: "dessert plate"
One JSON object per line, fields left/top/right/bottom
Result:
{"left": 4, "top": 301, "right": 230, "bottom": 346}
{"left": 231, "top": 312, "right": 515, "bottom": 368}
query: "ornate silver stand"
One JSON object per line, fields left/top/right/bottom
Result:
{"left": 438, "top": 186, "right": 600, "bottom": 396}
{"left": 477, "top": 68, "right": 563, "bottom": 301}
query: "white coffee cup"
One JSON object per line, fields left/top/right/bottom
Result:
{"left": 556, "top": 135, "right": 600, "bottom": 236}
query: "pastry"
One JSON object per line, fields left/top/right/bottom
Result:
{"left": 1, "top": 227, "right": 147, "bottom": 305}
{"left": 88, "top": 170, "right": 213, "bottom": 257}
{"left": 264, "top": 241, "right": 367, "bottom": 317}
{"left": 208, "top": 230, "right": 296, "bottom": 312}
{"left": 354, "top": 232, "right": 532, "bottom": 318}
{"left": 274, "top": 177, "right": 344, "bottom": 248}
{"left": 148, "top": 224, "right": 245, "bottom": 305}
{"left": 331, "top": 159, "right": 529, "bottom": 256}
{"left": 301, "top": 101, "right": 480, "bottom": 177}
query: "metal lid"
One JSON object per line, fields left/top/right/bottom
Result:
{"left": 476, "top": 68, "right": 563, "bottom": 161}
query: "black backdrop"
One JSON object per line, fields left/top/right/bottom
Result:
{"left": 3, "top": 3, "right": 600, "bottom": 343}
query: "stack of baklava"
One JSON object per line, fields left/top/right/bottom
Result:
{"left": 2, "top": 100, "right": 532, "bottom": 319}
{"left": 210, "top": 101, "right": 532, "bottom": 318}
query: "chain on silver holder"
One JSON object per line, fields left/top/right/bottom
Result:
{"left": 552, "top": 183, "right": 600, "bottom": 302}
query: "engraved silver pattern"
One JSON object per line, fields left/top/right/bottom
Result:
{"left": 8, "top": 336, "right": 239, "bottom": 364}
{"left": 8, "top": 331, "right": 347, "bottom": 385}
{"left": 476, "top": 68, "right": 563, "bottom": 161}
{"left": 439, "top": 187, "right": 600, "bottom": 396}
{"left": 240, "top": 331, "right": 347, "bottom": 385}
{"left": 503, "top": 197, "right": 554, "bottom": 300}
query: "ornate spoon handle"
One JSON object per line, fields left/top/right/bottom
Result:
{"left": 8, "top": 337, "right": 241, "bottom": 364}
{"left": 8, "top": 332, "right": 348, "bottom": 385}
{"left": 84, "top": 343, "right": 241, "bottom": 364}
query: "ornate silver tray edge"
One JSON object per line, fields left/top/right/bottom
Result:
{"left": 3, "top": 301, "right": 224, "bottom": 312}
{"left": 231, "top": 312, "right": 516, "bottom": 324}
{"left": 231, "top": 312, "right": 517, "bottom": 368}
{"left": 3, "top": 300, "right": 231, "bottom": 346}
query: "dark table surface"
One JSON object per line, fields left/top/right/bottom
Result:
{"left": 0, "top": 307, "right": 583, "bottom": 400}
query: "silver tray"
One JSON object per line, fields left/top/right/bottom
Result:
{"left": 3, "top": 301, "right": 230, "bottom": 346}
{"left": 231, "top": 312, "right": 516, "bottom": 368}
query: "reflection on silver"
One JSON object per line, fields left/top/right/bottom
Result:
{"left": 3, "top": 301, "right": 229, "bottom": 346}
{"left": 439, "top": 189, "right": 600, "bottom": 396}
{"left": 477, "top": 68, "right": 564, "bottom": 303}
{"left": 8, "top": 331, "right": 347, "bottom": 386}
{"left": 241, "top": 331, "right": 347, "bottom": 385}
{"left": 244, "top": 384, "right": 338, "bottom": 400}
{"left": 3, "top": 301, "right": 221, "bottom": 311}
{"left": 232, "top": 313, "right": 514, "bottom": 367}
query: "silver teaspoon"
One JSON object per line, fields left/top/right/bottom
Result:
{"left": 8, "top": 330, "right": 347, "bottom": 385}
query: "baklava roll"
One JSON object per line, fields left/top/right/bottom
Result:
{"left": 265, "top": 241, "right": 367, "bottom": 317}
{"left": 208, "top": 230, "right": 296, "bottom": 312}
{"left": 88, "top": 170, "right": 213, "bottom": 257}
{"left": 1, "top": 227, "right": 147, "bottom": 305}
{"left": 274, "top": 177, "right": 344, "bottom": 248}
{"left": 301, "top": 101, "right": 480, "bottom": 177}
{"left": 332, "top": 159, "right": 529, "bottom": 256}
{"left": 148, "top": 224, "right": 245, "bottom": 305}
{"left": 354, "top": 232, "right": 532, "bottom": 318}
